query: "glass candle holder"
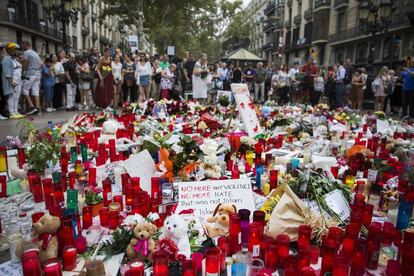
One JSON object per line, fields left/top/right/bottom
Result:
{"left": 310, "top": 245, "right": 320, "bottom": 265}
{"left": 269, "top": 170, "right": 278, "bottom": 190}
{"left": 62, "top": 246, "right": 77, "bottom": 271}
{"left": 125, "top": 260, "right": 144, "bottom": 276}
{"left": 251, "top": 258, "right": 264, "bottom": 276}
{"left": 99, "top": 207, "right": 109, "bottom": 228}
{"left": 386, "top": 259, "right": 400, "bottom": 276}
{"left": 17, "top": 147, "right": 26, "bottom": 169}
{"left": 298, "top": 248, "right": 310, "bottom": 270}
{"left": 108, "top": 210, "right": 120, "bottom": 230}
{"left": 229, "top": 213, "right": 241, "bottom": 255}
{"left": 351, "top": 238, "right": 367, "bottom": 276}
{"left": 0, "top": 175, "right": 7, "bottom": 198}
{"left": 253, "top": 211, "right": 265, "bottom": 234}
{"left": 42, "top": 178, "right": 53, "bottom": 210}
{"left": 248, "top": 222, "right": 263, "bottom": 257}
{"left": 191, "top": 252, "right": 204, "bottom": 273}
{"left": 301, "top": 267, "right": 316, "bottom": 276}
{"left": 29, "top": 174, "right": 43, "bottom": 203}
{"left": 264, "top": 239, "right": 278, "bottom": 270}
{"left": 152, "top": 251, "right": 169, "bottom": 276}
{"left": 276, "top": 234, "right": 290, "bottom": 268}
{"left": 102, "top": 179, "right": 112, "bottom": 207}
{"left": 298, "top": 224, "right": 312, "bottom": 251}
{"left": 205, "top": 249, "right": 220, "bottom": 276}
{"left": 88, "top": 167, "right": 96, "bottom": 187}
{"left": 321, "top": 238, "right": 337, "bottom": 275}
{"left": 401, "top": 231, "right": 414, "bottom": 276}
{"left": 82, "top": 206, "right": 92, "bottom": 229}
{"left": 332, "top": 256, "right": 350, "bottom": 276}
{"left": 239, "top": 209, "right": 251, "bottom": 245}
{"left": 21, "top": 248, "right": 42, "bottom": 276}
{"left": 181, "top": 260, "right": 195, "bottom": 276}
{"left": 362, "top": 204, "right": 374, "bottom": 228}
{"left": 397, "top": 198, "right": 414, "bottom": 230}
{"left": 43, "top": 259, "right": 63, "bottom": 276}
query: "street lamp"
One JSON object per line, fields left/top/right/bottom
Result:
{"left": 42, "top": 0, "right": 81, "bottom": 53}
{"left": 358, "top": 0, "right": 396, "bottom": 108}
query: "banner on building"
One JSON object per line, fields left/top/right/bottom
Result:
{"left": 128, "top": 35, "right": 139, "bottom": 53}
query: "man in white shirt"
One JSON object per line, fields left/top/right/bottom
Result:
{"left": 218, "top": 63, "right": 229, "bottom": 90}
{"left": 335, "top": 61, "right": 347, "bottom": 108}
{"left": 21, "top": 41, "right": 42, "bottom": 115}
{"left": 288, "top": 62, "right": 300, "bottom": 103}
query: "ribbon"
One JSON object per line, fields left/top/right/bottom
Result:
{"left": 134, "top": 239, "right": 149, "bottom": 257}
{"left": 38, "top": 233, "right": 53, "bottom": 250}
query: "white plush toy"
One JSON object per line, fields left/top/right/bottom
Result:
{"left": 160, "top": 214, "right": 191, "bottom": 259}
{"left": 200, "top": 139, "right": 222, "bottom": 179}
{"left": 98, "top": 120, "right": 120, "bottom": 144}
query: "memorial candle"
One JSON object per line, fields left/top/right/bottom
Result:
{"left": 229, "top": 213, "right": 241, "bottom": 255}
{"left": 29, "top": 174, "right": 43, "bottom": 202}
{"left": 276, "top": 234, "right": 290, "bottom": 268}
{"left": 21, "top": 248, "right": 41, "bottom": 276}
{"left": 269, "top": 170, "right": 278, "bottom": 190}
{"left": 238, "top": 209, "right": 250, "bottom": 245}
{"left": 125, "top": 260, "right": 144, "bottom": 276}
{"left": 82, "top": 206, "right": 92, "bottom": 229}
{"left": 351, "top": 238, "right": 367, "bottom": 276}
{"left": 17, "top": 147, "right": 26, "bottom": 169}
{"left": 321, "top": 237, "right": 337, "bottom": 275}
{"left": 43, "top": 260, "right": 63, "bottom": 276}
{"left": 0, "top": 175, "right": 7, "bottom": 198}
{"left": 264, "top": 239, "right": 278, "bottom": 270}
{"left": 99, "top": 207, "right": 109, "bottom": 227}
{"left": 205, "top": 249, "right": 220, "bottom": 276}
{"left": 152, "top": 251, "right": 169, "bottom": 276}
{"left": 102, "top": 179, "right": 112, "bottom": 207}
{"left": 181, "top": 260, "right": 196, "bottom": 276}
{"left": 62, "top": 246, "right": 77, "bottom": 271}
{"left": 248, "top": 222, "right": 263, "bottom": 257}
{"left": 297, "top": 224, "right": 312, "bottom": 252}
{"left": 0, "top": 146, "right": 8, "bottom": 172}
{"left": 113, "top": 195, "right": 123, "bottom": 211}
{"left": 108, "top": 210, "right": 119, "bottom": 230}
{"left": 332, "top": 256, "right": 350, "bottom": 276}
{"left": 88, "top": 167, "right": 96, "bottom": 187}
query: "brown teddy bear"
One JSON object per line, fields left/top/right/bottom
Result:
{"left": 33, "top": 214, "right": 61, "bottom": 264}
{"left": 126, "top": 222, "right": 157, "bottom": 260}
{"left": 205, "top": 203, "right": 237, "bottom": 237}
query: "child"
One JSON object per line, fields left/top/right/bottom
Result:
{"left": 42, "top": 57, "right": 55, "bottom": 112}
{"left": 313, "top": 70, "right": 325, "bottom": 106}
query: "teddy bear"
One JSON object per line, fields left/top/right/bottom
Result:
{"left": 159, "top": 214, "right": 191, "bottom": 259}
{"left": 126, "top": 221, "right": 157, "bottom": 260}
{"left": 200, "top": 139, "right": 222, "bottom": 179}
{"left": 30, "top": 214, "right": 61, "bottom": 264}
{"left": 205, "top": 203, "right": 237, "bottom": 237}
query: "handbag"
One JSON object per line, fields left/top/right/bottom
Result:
{"left": 79, "top": 70, "right": 94, "bottom": 81}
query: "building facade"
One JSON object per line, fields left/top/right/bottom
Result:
{"left": 261, "top": 0, "right": 285, "bottom": 64}
{"left": 245, "top": 0, "right": 268, "bottom": 59}
{"left": 0, "top": 0, "right": 128, "bottom": 55}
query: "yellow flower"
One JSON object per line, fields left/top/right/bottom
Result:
{"left": 101, "top": 65, "right": 112, "bottom": 72}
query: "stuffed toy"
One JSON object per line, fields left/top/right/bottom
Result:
{"left": 156, "top": 148, "right": 173, "bottom": 183}
{"left": 159, "top": 214, "right": 191, "bottom": 259}
{"left": 205, "top": 203, "right": 237, "bottom": 237}
{"left": 32, "top": 214, "right": 61, "bottom": 263}
{"left": 200, "top": 139, "right": 222, "bottom": 179}
{"left": 380, "top": 185, "right": 399, "bottom": 212}
{"left": 98, "top": 120, "right": 120, "bottom": 144}
{"left": 126, "top": 222, "right": 157, "bottom": 260}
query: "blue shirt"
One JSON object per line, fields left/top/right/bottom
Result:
{"left": 41, "top": 66, "right": 55, "bottom": 87}
{"left": 401, "top": 67, "right": 414, "bottom": 91}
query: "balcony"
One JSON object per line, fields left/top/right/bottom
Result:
{"left": 264, "top": 1, "right": 276, "bottom": 15}
{"left": 81, "top": 26, "right": 90, "bottom": 36}
{"left": 92, "top": 31, "right": 98, "bottom": 41}
{"left": 276, "top": 1, "right": 285, "bottom": 10}
{"left": 314, "top": 0, "right": 331, "bottom": 10}
{"left": 262, "top": 42, "right": 275, "bottom": 51}
{"left": 81, "top": 3, "right": 88, "bottom": 14}
{"left": 285, "top": 19, "right": 292, "bottom": 28}
{"left": 0, "top": 9, "right": 66, "bottom": 43}
{"left": 294, "top": 14, "right": 302, "bottom": 25}
{"left": 91, "top": 12, "right": 97, "bottom": 22}
{"left": 304, "top": 8, "right": 313, "bottom": 20}
{"left": 334, "top": 0, "right": 348, "bottom": 9}
{"left": 99, "top": 35, "right": 110, "bottom": 45}
{"left": 287, "top": 0, "right": 293, "bottom": 7}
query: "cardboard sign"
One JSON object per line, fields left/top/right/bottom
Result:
{"left": 231, "top": 83, "right": 262, "bottom": 137}
{"left": 123, "top": 149, "right": 157, "bottom": 193}
{"left": 175, "top": 178, "right": 255, "bottom": 217}
{"left": 324, "top": 189, "right": 350, "bottom": 221}
{"left": 216, "top": 90, "right": 233, "bottom": 103}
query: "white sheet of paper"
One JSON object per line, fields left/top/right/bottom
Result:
{"left": 324, "top": 189, "right": 350, "bottom": 221}
{"left": 377, "top": 119, "right": 390, "bottom": 134}
{"left": 123, "top": 149, "right": 156, "bottom": 193}
{"left": 311, "top": 155, "right": 338, "bottom": 169}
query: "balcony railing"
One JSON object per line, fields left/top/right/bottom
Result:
{"left": 0, "top": 9, "right": 65, "bottom": 42}
{"left": 261, "top": 42, "right": 275, "bottom": 50}
{"left": 276, "top": 1, "right": 285, "bottom": 10}
{"left": 263, "top": 22, "right": 274, "bottom": 32}
{"left": 81, "top": 26, "right": 90, "bottom": 36}
{"left": 91, "top": 12, "right": 97, "bottom": 22}
{"left": 81, "top": 3, "right": 88, "bottom": 14}
{"left": 328, "top": 13, "right": 410, "bottom": 43}
{"left": 287, "top": 0, "right": 293, "bottom": 7}
{"left": 334, "top": 0, "right": 349, "bottom": 9}
{"left": 99, "top": 35, "right": 110, "bottom": 45}
{"left": 304, "top": 8, "right": 313, "bottom": 20}
{"left": 92, "top": 31, "right": 98, "bottom": 41}
{"left": 294, "top": 14, "right": 302, "bottom": 25}
{"left": 314, "top": 0, "right": 331, "bottom": 9}
{"left": 285, "top": 20, "right": 292, "bottom": 28}
{"left": 264, "top": 2, "right": 276, "bottom": 15}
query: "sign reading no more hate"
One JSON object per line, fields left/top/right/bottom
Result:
{"left": 175, "top": 178, "right": 255, "bottom": 217}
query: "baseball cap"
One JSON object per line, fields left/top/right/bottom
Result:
{"left": 6, "top": 42, "right": 19, "bottom": 50}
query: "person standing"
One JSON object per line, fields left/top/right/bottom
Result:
{"left": 41, "top": 57, "right": 55, "bottom": 113}
{"left": 122, "top": 54, "right": 137, "bottom": 103}
{"left": 325, "top": 66, "right": 336, "bottom": 109}
{"left": 21, "top": 41, "right": 42, "bottom": 115}
{"left": 160, "top": 54, "right": 170, "bottom": 70}
{"left": 160, "top": 63, "right": 177, "bottom": 100}
{"left": 231, "top": 61, "right": 243, "bottom": 84}
{"left": 218, "top": 62, "right": 230, "bottom": 90}
{"left": 88, "top": 47, "right": 99, "bottom": 105}
{"left": 136, "top": 52, "right": 152, "bottom": 102}
{"left": 276, "top": 64, "right": 290, "bottom": 105}
{"left": 63, "top": 53, "right": 78, "bottom": 111}
{"left": 0, "top": 43, "right": 7, "bottom": 120}
{"left": 254, "top": 62, "right": 266, "bottom": 103}
{"left": 243, "top": 63, "right": 255, "bottom": 96}
{"left": 50, "top": 53, "right": 65, "bottom": 110}
{"left": 391, "top": 67, "right": 403, "bottom": 115}
{"left": 335, "top": 61, "right": 347, "bottom": 108}
{"left": 344, "top": 58, "right": 355, "bottom": 107}
{"left": 265, "top": 63, "right": 275, "bottom": 101}
{"left": 192, "top": 53, "right": 209, "bottom": 103}
{"left": 302, "top": 58, "right": 319, "bottom": 105}
{"left": 184, "top": 52, "right": 196, "bottom": 87}
{"left": 313, "top": 69, "right": 325, "bottom": 106}
{"left": 288, "top": 62, "right": 300, "bottom": 103}
{"left": 351, "top": 69, "right": 365, "bottom": 110}
{"left": 401, "top": 60, "right": 414, "bottom": 119}
{"left": 111, "top": 54, "right": 123, "bottom": 108}
{"left": 2, "top": 42, "right": 24, "bottom": 119}
{"left": 95, "top": 48, "right": 114, "bottom": 109}
{"left": 372, "top": 66, "right": 390, "bottom": 112}
{"left": 77, "top": 56, "right": 92, "bottom": 110}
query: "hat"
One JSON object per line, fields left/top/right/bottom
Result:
{"left": 6, "top": 42, "right": 19, "bottom": 50}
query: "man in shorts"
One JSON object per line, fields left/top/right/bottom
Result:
{"left": 21, "top": 41, "right": 42, "bottom": 115}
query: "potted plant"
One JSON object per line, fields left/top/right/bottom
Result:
{"left": 85, "top": 186, "right": 104, "bottom": 216}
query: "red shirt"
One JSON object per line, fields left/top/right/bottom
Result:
{"left": 302, "top": 63, "right": 319, "bottom": 83}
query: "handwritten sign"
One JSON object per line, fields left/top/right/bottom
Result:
{"left": 175, "top": 178, "right": 255, "bottom": 217}
{"left": 324, "top": 189, "right": 350, "bottom": 221}
{"left": 231, "top": 83, "right": 262, "bottom": 137}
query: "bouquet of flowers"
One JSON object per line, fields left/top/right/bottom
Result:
{"left": 101, "top": 65, "right": 112, "bottom": 79}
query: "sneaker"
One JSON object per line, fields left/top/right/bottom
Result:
{"left": 84, "top": 105, "right": 90, "bottom": 111}
{"left": 25, "top": 108, "right": 38, "bottom": 115}
{"left": 45, "top": 108, "right": 53, "bottom": 113}
{"left": 0, "top": 114, "right": 7, "bottom": 120}
{"left": 78, "top": 105, "right": 84, "bottom": 111}
{"left": 37, "top": 111, "right": 42, "bottom": 115}
{"left": 50, "top": 108, "right": 57, "bottom": 112}
{"left": 402, "top": 115, "right": 409, "bottom": 120}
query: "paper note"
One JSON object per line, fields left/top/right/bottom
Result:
{"left": 367, "top": 169, "right": 378, "bottom": 183}
{"left": 123, "top": 149, "right": 157, "bottom": 193}
{"left": 377, "top": 119, "right": 390, "bottom": 134}
{"left": 324, "top": 189, "right": 350, "bottom": 221}
{"left": 175, "top": 178, "right": 255, "bottom": 217}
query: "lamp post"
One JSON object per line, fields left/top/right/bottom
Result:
{"left": 42, "top": 0, "right": 81, "bottom": 53}
{"left": 358, "top": 0, "right": 396, "bottom": 108}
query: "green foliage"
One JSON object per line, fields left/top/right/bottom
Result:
{"left": 85, "top": 189, "right": 103, "bottom": 205}
{"left": 172, "top": 135, "right": 203, "bottom": 175}
{"left": 218, "top": 95, "right": 230, "bottom": 107}
{"left": 100, "top": 227, "right": 133, "bottom": 261}
{"left": 99, "top": 0, "right": 243, "bottom": 58}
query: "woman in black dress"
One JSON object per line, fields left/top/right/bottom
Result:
{"left": 231, "top": 61, "right": 243, "bottom": 84}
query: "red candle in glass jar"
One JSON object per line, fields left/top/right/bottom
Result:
{"left": 62, "top": 246, "right": 77, "bottom": 271}
{"left": 102, "top": 179, "right": 112, "bottom": 207}
{"left": 297, "top": 224, "right": 312, "bottom": 251}
{"left": 269, "top": 169, "right": 278, "bottom": 190}
{"left": 253, "top": 210, "right": 266, "bottom": 233}
{"left": 0, "top": 175, "right": 6, "bottom": 198}
{"left": 232, "top": 164, "right": 240, "bottom": 179}
{"left": 99, "top": 207, "right": 109, "bottom": 227}
{"left": 264, "top": 239, "right": 278, "bottom": 270}
{"left": 82, "top": 206, "right": 93, "bottom": 229}
{"left": 298, "top": 248, "right": 311, "bottom": 270}
{"left": 276, "top": 234, "right": 290, "bottom": 268}
{"left": 229, "top": 213, "right": 241, "bottom": 255}
{"left": 333, "top": 256, "right": 350, "bottom": 276}
{"left": 217, "top": 236, "right": 228, "bottom": 258}
{"left": 125, "top": 260, "right": 144, "bottom": 276}
{"left": 151, "top": 177, "right": 161, "bottom": 204}
{"left": 351, "top": 238, "right": 367, "bottom": 276}
{"left": 205, "top": 250, "right": 220, "bottom": 276}
{"left": 113, "top": 195, "right": 123, "bottom": 211}
{"left": 301, "top": 267, "right": 316, "bottom": 276}
{"left": 17, "top": 147, "right": 26, "bottom": 169}
{"left": 401, "top": 231, "right": 414, "bottom": 276}
{"left": 366, "top": 224, "right": 382, "bottom": 270}
{"left": 68, "top": 172, "right": 76, "bottom": 190}
{"left": 328, "top": 226, "right": 343, "bottom": 249}
{"left": 130, "top": 177, "right": 140, "bottom": 194}
{"left": 121, "top": 173, "right": 130, "bottom": 195}
{"left": 321, "top": 237, "right": 337, "bottom": 275}
{"left": 181, "top": 260, "right": 196, "bottom": 276}
{"left": 88, "top": 167, "right": 96, "bottom": 187}
{"left": 61, "top": 156, "right": 68, "bottom": 174}
{"left": 387, "top": 260, "right": 401, "bottom": 276}
{"left": 108, "top": 210, "right": 120, "bottom": 230}
{"left": 284, "top": 267, "right": 299, "bottom": 276}
{"left": 109, "top": 139, "right": 117, "bottom": 162}
{"left": 29, "top": 174, "right": 43, "bottom": 202}
{"left": 152, "top": 251, "right": 169, "bottom": 276}
{"left": 248, "top": 222, "right": 263, "bottom": 257}
{"left": 330, "top": 166, "right": 339, "bottom": 179}
{"left": 21, "top": 248, "right": 42, "bottom": 276}
{"left": 43, "top": 259, "right": 63, "bottom": 276}
{"left": 362, "top": 203, "right": 374, "bottom": 228}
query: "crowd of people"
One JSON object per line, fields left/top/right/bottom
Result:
{"left": 0, "top": 41, "right": 413, "bottom": 121}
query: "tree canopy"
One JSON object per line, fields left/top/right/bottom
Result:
{"left": 99, "top": 0, "right": 244, "bottom": 59}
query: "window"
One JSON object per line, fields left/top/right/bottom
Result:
{"left": 336, "top": 10, "right": 347, "bottom": 33}
{"left": 16, "top": 31, "right": 22, "bottom": 45}
{"left": 356, "top": 43, "right": 368, "bottom": 63}
{"left": 42, "top": 8, "right": 48, "bottom": 27}
{"left": 298, "top": 3, "right": 302, "bottom": 14}
{"left": 44, "top": 41, "right": 49, "bottom": 54}
{"left": 382, "top": 38, "right": 392, "bottom": 60}
{"left": 72, "top": 36, "right": 77, "bottom": 51}
{"left": 292, "top": 28, "right": 299, "bottom": 46}
{"left": 26, "top": 0, "right": 38, "bottom": 21}
{"left": 369, "top": 40, "right": 380, "bottom": 60}
{"left": 31, "top": 36, "right": 37, "bottom": 52}
{"left": 304, "top": 22, "right": 312, "bottom": 43}
{"left": 289, "top": 8, "right": 292, "bottom": 21}
{"left": 335, "top": 47, "right": 345, "bottom": 63}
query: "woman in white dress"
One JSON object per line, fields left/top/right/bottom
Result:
{"left": 192, "top": 53, "right": 209, "bottom": 102}
{"left": 111, "top": 54, "right": 123, "bottom": 108}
